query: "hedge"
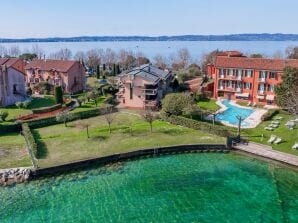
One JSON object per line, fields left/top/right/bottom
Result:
{"left": 0, "top": 123, "right": 21, "bottom": 134}
{"left": 24, "top": 107, "right": 108, "bottom": 129}
{"left": 261, "top": 109, "right": 280, "bottom": 121}
{"left": 21, "top": 123, "right": 38, "bottom": 168}
{"left": 32, "top": 104, "right": 62, "bottom": 114}
{"left": 161, "top": 114, "right": 230, "bottom": 137}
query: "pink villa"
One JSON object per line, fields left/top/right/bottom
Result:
{"left": 25, "top": 59, "right": 86, "bottom": 94}
{"left": 0, "top": 58, "right": 27, "bottom": 106}
{"left": 117, "top": 64, "right": 173, "bottom": 109}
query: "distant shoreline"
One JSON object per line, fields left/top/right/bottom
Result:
{"left": 2, "top": 34, "right": 298, "bottom": 43}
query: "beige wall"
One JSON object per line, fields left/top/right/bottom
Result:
{"left": 0, "top": 68, "right": 26, "bottom": 106}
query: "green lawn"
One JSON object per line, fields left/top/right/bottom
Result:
{"left": 241, "top": 112, "right": 298, "bottom": 156}
{"left": 33, "top": 111, "right": 225, "bottom": 168}
{"left": 0, "top": 133, "right": 32, "bottom": 169}
{"left": 71, "top": 96, "right": 107, "bottom": 112}
{"left": 197, "top": 98, "right": 220, "bottom": 112}
{"left": 0, "top": 96, "right": 56, "bottom": 122}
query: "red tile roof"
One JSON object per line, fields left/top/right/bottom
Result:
{"left": 0, "top": 58, "right": 20, "bottom": 67}
{"left": 25, "top": 59, "right": 78, "bottom": 72}
{"left": 215, "top": 56, "right": 298, "bottom": 71}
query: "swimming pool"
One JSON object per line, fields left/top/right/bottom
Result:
{"left": 216, "top": 100, "right": 254, "bottom": 126}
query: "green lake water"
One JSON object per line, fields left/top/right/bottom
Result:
{"left": 1, "top": 153, "right": 298, "bottom": 223}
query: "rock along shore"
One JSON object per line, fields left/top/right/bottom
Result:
{"left": 0, "top": 168, "right": 32, "bottom": 186}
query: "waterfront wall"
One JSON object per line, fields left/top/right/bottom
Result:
{"left": 33, "top": 144, "right": 228, "bottom": 177}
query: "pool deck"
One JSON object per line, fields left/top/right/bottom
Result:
{"left": 234, "top": 142, "right": 298, "bottom": 167}
{"left": 215, "top": 99, "right": 267, "bottom": 129}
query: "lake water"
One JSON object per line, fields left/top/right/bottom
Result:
{"left": 1, "top": 153, "right": 297, "bottom": 222}
{"left": 2, "top": 41, "right": 298, "bottom": 61}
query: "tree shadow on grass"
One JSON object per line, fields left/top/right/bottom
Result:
{"left": 32, "top": 130, "right": 48, "bottom": 159}
{"left": 91, "top": 135, "right": 109, "bottom": 141}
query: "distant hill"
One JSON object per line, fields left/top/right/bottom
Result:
{"left": 1, "top": 34, "right": 298, "bottom": 43}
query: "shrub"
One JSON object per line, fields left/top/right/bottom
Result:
{"left": 32, "top": 104, "right": 62, "bottom": 114}
{"left": 161, "top": 93, "right": 194, "bottom": 116}
{"left": 161, "top": 113, "right": 230, "bottom": 137}
{"left": 54, "top": 86, "right": 63, "bottom": 104}
{"left": 22, "top": 100, "right": 32, "bottom": 109}
{"left": 0, "top": 111, "right": 9, "bottom": 121}
{"left": 56, "top": 111, "right": 73, "bottom": 127}
{"left": 261, "top": 109, "right": 280, "bottom": 121}
{"left": 21, "top": 123, "right": 38, "bottom": 161}
{"left": 15, "top": 101, "right": 23, "bottom": 108}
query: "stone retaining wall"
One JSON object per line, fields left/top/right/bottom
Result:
{"left": 0, "top": 168, "right": 32, "bottom": 186}
{"left": 33, "top": 144, "right": 228, "bottom": 177}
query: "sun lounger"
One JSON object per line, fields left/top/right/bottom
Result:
{"left": 252, "top": 102, "right": 256, "bottom": 107}
{"left": 247, "top": 101, "right": 252, "bottom": 106}
{"left": 292, "top": 143, "right": 298, "bottom": 149}
{"left": 268, "top": 135, "right": 277, "bottom": 143}
{"left": 274, "top": 137, "right": 282, "bottom": 144}
{"left": 270, "top": 124, "right": 279, "bottom": 128}
{"left": 265, "top": 127, "right": 274, "bottom": 131}
{"left": 271, "top": 121, "right": 280, "bottom": 124}
{"left": 273, "top": 116, "right": 283, "bottom": 120}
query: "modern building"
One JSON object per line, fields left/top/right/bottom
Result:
{"left": 0, "top": 58, "right": 27, "bottom": 106}
{"left": 207, "top": 52, "right": 298, "bottom": 105}
{"left": 25, "top": 59, "right": 86, "bottom": 94}
{"left": 117, "top": 64, "right": 173, "bottom": 109}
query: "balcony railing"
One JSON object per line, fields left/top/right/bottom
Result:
{"left": 142, "top": 88, "right": 158, "bottom": 95}
{"left": 258, "top": 90, "right": 265, "bottom": 95}
{"left": 236, "top": 88, "right": 241, "bottom": 92}
{"left": 258, "top": 78, "right": 266, "bottom": 82}
{"left": 236, "top": 76, "right": 242, "bottom": 80}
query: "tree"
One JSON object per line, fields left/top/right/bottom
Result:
{"left": 182, "top": 103, "right": 200, "bottom": 119}
{"left": 19, "top": 53, "right": 37, "bottom": 61}
{"left": 96, "top": 65, "right": 100, "bottom": 79}
{"left": 250, "top": 53, "right": 263, "bottom": 58}
{"left": 275, "top": 67, "right": 298, "bottom": 116}
{"left": 0, "top": 45, "right": 7, "bottom": 57}
{"left": 102, "top": 105, "right": 116, "bottom": 134}
{"left": 142, "top": 109, "right": 157, "bottom": 132}
{"left": 15, "top": 101, "right": 23, "bottom": 109}
{"left": 153, "top": 54, "right": 167, "bottom": 69}
{"left": 56, "top": 111, "right": 73, "bottom": 127}
{"left": 86, "top": 49, "right": 102, "bottom": 71}
{"left": 116, "top": 64, "right": 121, "bottom": 74}
{"left": 75, "top": 120, "right": 90, "bottom": 138}
{"left": 77, "top": 96, "right": 85, "bottom": 107}
{"left": 31, "top": 44, "right": 45, "bottom": 59}
{"left": 8, "top": 45, "right": 21, "bottom": 57}
{"left": 87, "top": 91, "right": 99, "bottom": 106}
{"left": 201, "top": 50, "right": 222, "bottom": 74}
{"left": 0, "top": 111, "right": 8, "bottom": 121}
{"left": 286, "top": 46, "right": 298, "bottom": 59}
{"left": 161, "top": 93, "right": 194, "bottom": 116}
{"left": 54, "top": 86, "right": 63, "bottom": 104}
{"left": 178, "top": 48, "right": 191, "bottom": 69}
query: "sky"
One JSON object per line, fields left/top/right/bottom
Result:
{"left": 1, "top": 0, "right": 298, "bottom": 38}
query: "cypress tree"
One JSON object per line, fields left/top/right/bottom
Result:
{"left": 103, "top": 64, "right": 106, "bottom": 71}
{"left": 96, "top": 65, "right": 100, "bottom": 79}
{"left": 112, "top": 64, "right": 116, "bottom": 76}
{"left": 54, "top": 86, "right": 63, "bottom": 104}
{"left": 116, "top": 64, "right": 121, "bottom": 74}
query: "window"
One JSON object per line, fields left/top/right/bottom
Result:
{"left": 244, "top": 82, "right": 251, "bottom": 89}
{"left": 13, "top": 84, "right": 18, "bottom": 94}
{"left": 267, "top": 84, "right": 274, "bottom": 92}
{"left": 228, "top": 81, "right": 233, "bottom": 88}
{"left": 246, "top": 70, "right": 252, "bottom": 77}
{"left": 269, "top": 72, "right": 277, "bottom": 79}
{"left": 236, "top": 82, "right": 242, "bottom": 88}
{"left": 229, "top": 69, "right": 234, "bottom": 76}
{"left": 219, "top": 69, "right": 226, "bottom": 77}
{"left": 260, "top": 71, "right": 267, "bottom": 79}
{"left": 237, "top": 69, "right": 242, "bottom": 76}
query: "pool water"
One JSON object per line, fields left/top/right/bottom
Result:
{"left": 216, "top": 100, "right": 254, "bottom": 126}
{"left": 1, "top": 153, "right": 298, "bottom": 223}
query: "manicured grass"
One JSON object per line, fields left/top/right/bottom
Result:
{"left": 241, "top": 112, "right": 298, "bottom": 156}
{"left": 0, "top": 133, "right": 32, "bottom": 169}
{"left": 33, "top": 111, "right": 225, "bottom": 168}
{"left": 0, "top": 96, "right": 56, "bottom": 121}
{"left": 71, "top": 96, "right": 107, "bottom": 112}
{"left": 197, "top": 98, "right": 220, "bottom": 112}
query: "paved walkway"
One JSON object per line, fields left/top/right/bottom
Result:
{"left": 233, "top": 142, "right": 298, "bottom": 167}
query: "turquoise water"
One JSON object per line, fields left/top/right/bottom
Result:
{"left": 1, "top": 153, "right": 298, "bottom": 223}
{"left": 216, "top": 100, "right": 254, "bottom": 126}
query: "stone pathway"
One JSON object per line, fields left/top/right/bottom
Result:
{"left": 233, "top": 142, "right": 298, "bottom": 167}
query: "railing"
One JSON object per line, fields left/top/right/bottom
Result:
{"left": 258, "top": 90, "right": 265, "bottom": 95}
{"left": 258, "top": 78, "right": 266, "bottom": 82}
{"left": 236, "top": 76, "right": 242, "bottom": 80}
{"left": 142, "top": 88, "right": 158, "bottom": 95}
{"left": 236, "top": 88, "right": 242, "bottom": 92}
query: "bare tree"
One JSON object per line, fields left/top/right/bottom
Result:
{"left": 272, "top": 50, "right": 283, "bottom": 59}
{"left": 118, "top": 49, "right": 135, "bottom": 69}
{"left": 141, "top": 109, "right": 157, "bottom": 133}
{"left": 178, "top": 48, "right": 191, "bottom": 69}
{"left": 102, "top": 105, "right": 116, "bottom": 134}
{"left": 136, "top": 51, "right": 150, "bottom": 66}
{"left": 75, "top": 120, "right": 90, "bottom": 138}
{"left": 285, "top": 46, "right": 298, "bottom": 59}
{"left": 86, "top": 49, "right": 101, "bottom": 70}
{"left": 31, "top": 44, "right": 45, "bottom": 59}
{"left": 153, "top": 54, "right": 167, "bottom": 69}
{"left": 8, "top": 45, "right": 21, "bottom": 57}
{"left": 74, "top": 51, "right": 86, "bottom": 62}
{"left": 0, "top": 45, "right": 7, "bottom": 57}
{"left": 104, "top": 48, "right": 117, "bottom": 66}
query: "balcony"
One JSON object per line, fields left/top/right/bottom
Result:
{"left": 219, "top": 85, "right": 224, "bottom": 90}
{"left": 142, "top": 88, "right": 158, "bottom": 95}
{"left": 236, "top": 88, "right": 241, "bottom": 93}
{"left": 219, "top": 74, "right": 225, "bottom": 79}
{"left": 258, "top": 90, "right": 265, "bottom": 95}
{"left": 236, "top": 76, "right": 242, "bottom": 81}
{"left": 258, "top": 78, "right": 266, "bottom": 82}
